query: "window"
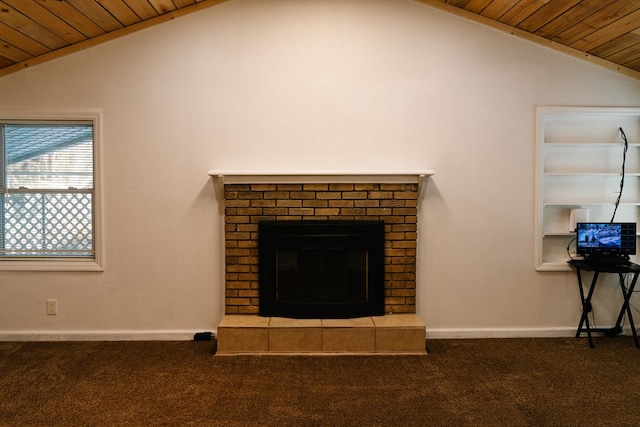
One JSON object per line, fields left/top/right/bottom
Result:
{"left": 0, "top": 113, "right": 102, "bottom": 271}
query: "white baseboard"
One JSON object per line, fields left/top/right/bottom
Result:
{"left": 2, "top": 326, "right": 632, "bottom": 341}
{"left": 0, "top": 330, "right": 210, "bottom": 342}
{"left": 425, "top": 327, "right": 578, "bottom": 339}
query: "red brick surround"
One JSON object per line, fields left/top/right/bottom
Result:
{"left": 223, "top": 183, "right": 418, "bottom": 315}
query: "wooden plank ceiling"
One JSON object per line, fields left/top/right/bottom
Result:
{"left": 0, "top": 0, "right": 639, "bottom": 79}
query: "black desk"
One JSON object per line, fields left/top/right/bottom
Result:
{"left": 568, "top": 259, "right": 640, "bottom": 348}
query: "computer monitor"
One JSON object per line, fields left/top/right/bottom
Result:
{"left": 576, "top": 222, "right": 637, "bottom": 258}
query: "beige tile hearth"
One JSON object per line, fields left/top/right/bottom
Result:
{"left": 372, "top": 314, "right": 428, "bottom": 353}
{"left": 269, "top": 317, "right": 322, "bottom": 352}
{"left": 217, "top": 315, "right": 270, "bottom": 353}
{"left": 322, "top": 317, "right": 376, "bottom": 352}
{"left": 215, "top": 314, "right": 426, "bottom": 355}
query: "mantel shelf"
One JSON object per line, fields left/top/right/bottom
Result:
{"left": 208, "top": 170, "right": 435, "bottom": 201}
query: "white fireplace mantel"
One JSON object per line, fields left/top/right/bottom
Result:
{"left": 208, "top": 170, "right": 435, "bottom": 200}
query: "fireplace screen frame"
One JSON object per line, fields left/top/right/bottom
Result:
{"left": 259, "top": 220, "right": 385, "bottom": 319}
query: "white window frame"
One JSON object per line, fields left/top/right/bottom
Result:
{"left": 0, "top": 110, "right": 103, "bottom": 271}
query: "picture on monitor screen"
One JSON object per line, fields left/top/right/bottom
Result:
{"left": 576, "top": 222, "right": 637, "bottom": 257}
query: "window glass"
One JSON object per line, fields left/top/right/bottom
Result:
{"left": 1, "top": 122, "right": 95, "bottom": 259}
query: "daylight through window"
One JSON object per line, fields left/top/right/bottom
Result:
{"left": 0, "top": 121, "right": 95, "bottom": 259}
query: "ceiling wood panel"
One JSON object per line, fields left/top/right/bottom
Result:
{"left": 3, "top": 0, "right": 89, "bottom": 43}
{"left": 481, "top": 0, "right": 520, "bottom": 20}
{"left": 102, "top": 0, "right": 144, "bottom": 25}
{"left": 0, "top": 0, "right": 638, "bottom": 80}
{"left": 148, "top": 0, "right": 177, "bottom": 14}
{"left": 0, "top": 21, "right": 49, "bottom": 56}
{"left": 499, "top": 1, "right": 548, "bottom": 26}
{"left": 66, "top": 0, "right": 123, "bottom": 33}
{"left": 121, "top": 0, "right": 162, "bottom": 21}
{"left": 35, "top": 0, "right": 106, "bottom": 39}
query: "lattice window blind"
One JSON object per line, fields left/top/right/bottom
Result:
{"left": 1, "top": 122, "right": 94, "bottom": 258}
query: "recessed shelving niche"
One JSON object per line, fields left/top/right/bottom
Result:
{"left": 535, "top": 107, "right": 640, "bottom": 271}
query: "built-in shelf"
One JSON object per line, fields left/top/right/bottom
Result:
{"left": 208, "top": 170, "right": 435, "bottom": 200}
{"left": 535, "top": 106, "right": 640, "bottom": 271}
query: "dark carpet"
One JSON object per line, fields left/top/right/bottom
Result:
{"left": 2, "top": 337, "right": 640, "bottom": 426}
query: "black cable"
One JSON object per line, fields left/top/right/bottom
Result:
{"left": 566, "top": 237, "right": 576, "bottom": 260}
{"left": 569, "top": 128, "right": 628, "bottom": 257}
{"left": 610, "top": 127, "right": 628, "bottom": 223}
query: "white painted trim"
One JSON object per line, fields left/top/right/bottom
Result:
{"left": 426, "top": 327, "right": 578, "bottom": 339}
{"left": 0, "top": 330, "right": 209, "bottom": 341}
{"left": 0, "top": 259, "right": 103, "bottom": 272}
{"left": 0, "top": 109, "right": 105, "bottom": 272}
{"left": 208, "top": 170, "right": 435, "bottom": 184}
{"left": 5, "top": 326, "right": 630, "bottom": 341}
{"left": 208, "top": 170, "right": 435, "bottom": 202}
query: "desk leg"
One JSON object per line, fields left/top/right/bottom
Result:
{"left": 615, "top": 272, "right": 640, "bottom": 348}
{"left": 576, "top": 269, "right": 598, "bottom": 348}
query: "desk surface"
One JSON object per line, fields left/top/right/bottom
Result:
{"left": 568, "top": 259, "right": 640, "bottom": 273}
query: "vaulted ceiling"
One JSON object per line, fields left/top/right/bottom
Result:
{"left": 0, "top": 0, "right": 639, "bottom": 80}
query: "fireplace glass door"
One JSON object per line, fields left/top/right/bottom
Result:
{"left": 259, "top": 220, "right": 385, "bottom": 319}
{"left": 276, "top": 248, "right": 368, "bottom": 304}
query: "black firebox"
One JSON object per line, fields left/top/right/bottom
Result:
{"left": 259, "top": 220, "right": 385, "bottom": 319}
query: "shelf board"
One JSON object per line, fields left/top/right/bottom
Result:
{"left": 543, "top": 173, "right": 640, "bottom": 176}
{"left": 543, "top": 202, "right": 640, "bottom": 207}
{"left": 208, "top": 170, "right": 435, "bottom": 201}
{"left": 544, "top": 142, "right": 640, "bottom": 147}
{"left": 536, "top": 262, "right": 572, "bottom": 272}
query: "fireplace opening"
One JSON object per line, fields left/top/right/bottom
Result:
{"left": 259, "top": 220, "right": 385, "bottom": 319}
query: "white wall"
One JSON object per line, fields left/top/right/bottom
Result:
{"left": 0, "top": 0, "right": 639, "bottom": 340}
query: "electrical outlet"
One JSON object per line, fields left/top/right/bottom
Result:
{"left": 46, "top": 299, "right": 57, "bottom": 315}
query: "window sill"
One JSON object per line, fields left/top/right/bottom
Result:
{"left": 0, "top": 259, "right": 103, "bottom": 272}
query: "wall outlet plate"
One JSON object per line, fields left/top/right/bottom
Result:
{"left": 46, "top": 299, "right": 57, "bottom": 315}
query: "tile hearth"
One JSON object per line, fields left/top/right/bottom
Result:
{"left": 216, "top": 314, "right": 427, "bottom": 355}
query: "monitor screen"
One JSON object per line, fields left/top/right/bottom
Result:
{"left": 576, "top": 222, "right": 637, "bottom": 257}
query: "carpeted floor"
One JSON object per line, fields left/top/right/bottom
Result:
{"left": 2, "top": 337, "right": 640, "bottom": 426}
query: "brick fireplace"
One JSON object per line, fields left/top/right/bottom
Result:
{"left": 210, "top": 172, "right": 433, "bottom": 354}
{"left": 223, "top": 182, "right": 419, "bottom": 315}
